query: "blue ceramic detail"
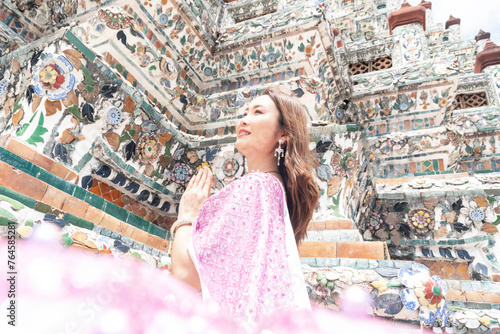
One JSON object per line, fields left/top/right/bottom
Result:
{"left": 400, "top": 288, "right": 418, "bottom": 311}
{"left": 114, "top": 240, "right": 130, "bottom": 253}
{"left": 125, "top": 182, "right": 140, "bottom": 193}
{"left": 469, "top": 208, "right": 485, "bottom": 222}
{"left": 206, "top": 148, "right": 218, "bottom": 162}
{"left": 137, "top": 190, "right": 150, "bottom": 201}
{"left": 360, "top": 177, "right": 367, "bottom": 190}
{"left": 317, "top": 165, "right": 332, "bottom": 181}
{"left": 111, "top": 173, "right": 127, "bottom": 186}
{"left": 141, "top": 121, "right": 158, "bottom": 133}
{"left": 150, "top": 195, "right": 160, "bottom": 207}
{"left": 421, "top": 248, "right": 435, "bottom": 257}
{"left": 336, "top": 108, "right": 344, "bottom": 120}
{"left": 374, "top": 293, "right": 403, "bottom": 315}
{"left": 315, "top": 140, "right": 332, "bottom": 153}
{"left": 96, "top": 165, "right": 112, "bottom": 178}
{"left": 210, "top": 108, "right": 220, "bottom": 121}
{"left": 54, "top": 143, "right": 68, "bottom": 163}
{"left": 399, "top": 102, "right": 409, "bottom": 111}
{"left": 267, "top": 53, "right": 276, "bottom": 63}
{"left": 173, "top": 164, "right": 190, "bottom": 181}
{"left": 81, "top": 175, "right": 93, "bottom": 190}
{"left": 411, "top": 263, "right": 430, "bottom": 277}
{"left": 160, "top": 201, "right": 171, "bottom": 212}
{"left": 439, "top": 248, "right": 454, "bottom": 259}
{"left": 158, "top": 13, "right": 169, "bottom": 26}
{"left": 456, "top": 249, "right": 472, "bottom": 260}
{"left": 204, "top": 67, "right": 213, "bottom": 76}
{"left": 475, "top": 262, "right": 488, "bottom": 276}
{"left": 0, "top": 78, "right": 8, "bottom": 95}
{"left": 125, "top": 141, "right": 136, "bottom": 161}
{"left": 107, "top": 106, "right": 123, "bottom": 125}
{"left": 173, "top": 148, "right": 185, "bottom": 160}
{"left": 419, "top": 307, "right": 436, "bottom": 326}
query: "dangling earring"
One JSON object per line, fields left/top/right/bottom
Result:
{"left": 274, "top": 138, "right": 284, "bottom": 166}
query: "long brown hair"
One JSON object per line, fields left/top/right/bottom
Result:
{"left": 263, "top": 86, "right": 320, "bottom": 244}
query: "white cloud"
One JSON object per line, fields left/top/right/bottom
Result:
{"left": 408, "top": 0, "right": 500, "bottom": 44}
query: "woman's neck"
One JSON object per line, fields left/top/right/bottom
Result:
{"left": 246, "top": 154, "right": 279, "bottom": 174}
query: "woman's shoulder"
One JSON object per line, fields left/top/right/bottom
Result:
{"left": 237, "top": 171, "right": 284, "bottom": 194}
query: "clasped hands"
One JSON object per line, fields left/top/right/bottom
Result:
{"left": 177, "top": 166, "right": 213, "bottom": 222}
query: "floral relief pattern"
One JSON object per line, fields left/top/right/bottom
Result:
{"left": 137, "top": 134, "right": 162, "bottom": 164}
{"left": 32, "top": 53, "right": 76, "bottom": 101}
{"left": 212, "top": 149, "right": 245, "bottom": 184}
{"left": 331, "top": 147, "right": 358, "bottom": 178}
{"left": 399, "top": 264, "right": 449, "bottom": 327}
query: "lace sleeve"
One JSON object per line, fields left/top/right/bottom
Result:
{"left": 191, "top": 172, "right": 294, "bottom": 323}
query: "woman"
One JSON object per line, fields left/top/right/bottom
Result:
{"left": 170, "top": 86, "right": 320, "bottom": 327}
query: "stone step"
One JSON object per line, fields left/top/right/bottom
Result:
{"left": 307, "top": 219, "right": 357, "bottom": 231}
{"left": 304, "top": 229, "right": 361, "bottom": 242}
{"left": 298, "top": 241, "right": 389, "bottom": 260}
{"left": 305, "top": 219, "right": 362, "bottom": 242}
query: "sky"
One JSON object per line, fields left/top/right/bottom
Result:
{"left": 408, "top": 0, "right": 500, "bottom": 44}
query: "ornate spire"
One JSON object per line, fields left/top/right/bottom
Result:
{"left": 475, "top": 29, "right": 491, "bottom": 42}
{"left": 387, "top": 1, "right": 427, "bottom": 34}
{"left": 474, "top": 39, "right": 500, "bottom": 73}
{"left": 445, "top": 15, "right": 461, "bottom": 29}
{"left": 420, "top": 0, "right": 432, "bottom": 9}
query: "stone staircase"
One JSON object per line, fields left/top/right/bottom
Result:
{"left": 299, "top": 219, "right": 390, "bottom": 263}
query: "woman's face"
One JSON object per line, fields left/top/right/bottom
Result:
{"left": 235, "top": 95, "right": 284, "bottom": 157}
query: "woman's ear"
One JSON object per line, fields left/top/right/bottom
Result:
{"left": 280, "top": 132, "right": 288, "bottom": 146}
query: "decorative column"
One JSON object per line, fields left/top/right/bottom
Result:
{"left": 475, "top": 40, "right": 500, "bottom": 104}
{"left": 420, "top": 0, "right": 432, "bottom": 30}
{"left": 388, "top": 1, "right": 428, "bottom": 67}
{"left": 445, "top": 15, "right": 461, "bottom": 43}
{"left": 475, "top": 29, "right": 491, "bottom": 53}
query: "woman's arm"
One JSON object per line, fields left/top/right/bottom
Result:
{"left": 170, "top": 167, "right": 213, "bottom": 291}
{"left": 171, "top": 225, "right": 200, "bottom": 290}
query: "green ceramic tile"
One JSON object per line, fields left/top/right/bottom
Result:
{"left": 447, "top": 239, "right": 457, "bottom": 245}
{"left": 65, "top": 30, "right": 96, "bottom": 61}
{"left": 34, "top": 202, "right": 52, "bottom": 213}
{"left": 126, "top": 166, "right": 135, "bottom": 174}
{"left": 0, "top": 147, "right": 40, "bottom": 177}
{"left": 85, "top": 192, "right": 105, "bottom": 210}
{"left": 0, "top": 185, "right": 37, "bottom": 208}
{"left": 126, "top": 213, "right": 150, "bottom": 232}
{"left": 37, "top": 169, "right": 76, "bottom": 195}
{"left": 64, "top": 213, "right": 94, "bottom": 230}
{"left": 72, "top": 186, "right": 87, "bottom": 200}
{"left": 148, "top": 223, "right": 167, "bottom": 239}
{"left": 104, "top": 202, "right": 128, "bottom": 221}
{"left": 152, "top": 183, "right": 163, "bottom": 191}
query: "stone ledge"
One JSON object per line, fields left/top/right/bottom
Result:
{"left": 307, "top": 219, "right": 356, "bottom": 231}
{"left": 298, "top": 241, "right": 389, "bottom": 260}
{"left": 0, "top": 163, "right": 169, "bottom": 252}
{"left": 1, "top": 135, "right": 78, "bottom": 183}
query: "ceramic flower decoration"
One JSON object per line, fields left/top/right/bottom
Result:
{"left": 137, "top": 134, "right": 162, "bottom": 164}
{"left": 407, "top": 208, "right": 435, "bottom": 235}
{"left": 212, "top": 149, "right": 245, "bottom": 184}
{"left": 32, "top": 53, "right": 76, "bottom": 101}
{"left": 171, "top": 162, "right": 193, "bottom": 185}
{"left": 399, "top": 263, "right": 449, "bottom": 327}
{"left": 456, "top": 198, "right": 496, "bottom": 227}
{"left": 331, "top": 148, "right": 358, "bottom": 178}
